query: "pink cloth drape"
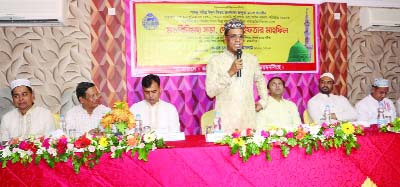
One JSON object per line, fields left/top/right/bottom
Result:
{"left": 1, "top": 130, "right": 399, "bottom": 187}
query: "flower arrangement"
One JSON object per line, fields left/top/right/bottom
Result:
{"left": 0, "top": 130, "right": 165, "bottom": 174}
{"left": 218, "top": 121, "right": 364, "bottom": 162}
{"left": 101, "top": 101, "right": 135, "bottom": 134}
{"left": 380, "top": 117, "right": 400, "bottom": 133}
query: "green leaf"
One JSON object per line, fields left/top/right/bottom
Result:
{"left": 306, "top": 145, "right": 312, "bottom": 155}
{"left": 2, "top": 161, "right": 7, "bottom": 168}
{"left": 265, "top": 152, "right": 271, "bottom": 161}
{"left": 287, "top": 138, "right": 297, "bottom": 147}
{"left": 280, "top": 145, "right": 290, "bottom": 157}
{"left": 231, "top": 144, "right": 239, "bottom": 155}
{"left": 35, "top": 155, "right": 42, "bottom": 165}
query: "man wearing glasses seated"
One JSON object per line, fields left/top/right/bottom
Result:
{"left": 307, "top": 73, "right": 357, "bottom": 123}
{"left": 206, "top": 18, "right": 268, "bottom": 132}
{"left": 65, "top": 82, "right": 110, "bottom": 137}
{"left": 0, "top": 79, "right": 55, "bottom": 143}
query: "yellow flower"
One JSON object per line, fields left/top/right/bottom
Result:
{"left": 233, "top": 138, "right": 245, "bottom": 146}
{"left": 114, "top": 101, "right": 129, "bottom": 110}
{"left": 341, "top": 122, "right": 355, "bottom": 135}
{"left": 99, "top": 137, "right": 108, "bottom": 147}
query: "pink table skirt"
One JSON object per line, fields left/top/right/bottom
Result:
{"left": 1, "top": 130, "right": 400, "bottom": 187}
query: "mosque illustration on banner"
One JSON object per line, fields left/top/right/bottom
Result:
{"left": 287, "top": 8, "right": 313, "bottom": 62}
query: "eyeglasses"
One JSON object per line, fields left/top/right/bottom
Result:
{"left": 226, "top": 34, "right": 245, "bottom": 40}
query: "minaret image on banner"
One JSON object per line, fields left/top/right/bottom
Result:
{"left": 287, "top": 8, "right": 313, "bottom": 62}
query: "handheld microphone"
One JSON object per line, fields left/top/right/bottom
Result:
{"left": 236, "top": 49, "right": 242, "bottom": 77}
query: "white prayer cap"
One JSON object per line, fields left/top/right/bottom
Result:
{"left": 320, "top": 72, "right": 335, "bottom": 81}
{"left": 10, "top": 79, "right": 31, "bottom": 90}
{"left": 373, "top": 78, "right": 389, "bottom": 87}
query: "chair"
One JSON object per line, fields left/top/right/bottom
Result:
{"left": 303, "top": 109, "right": 313, "bottom": 124}
{"left": 200, "top": 109, "right": 215, "bottom": 135}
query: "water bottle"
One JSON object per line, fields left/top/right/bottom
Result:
{"left": 377, "top": 102, "right": 386, "bottom": 126}
{"left": 213, "top": 111, "right": 222, "bottom": 133}
{"left": 135, "top": 114, "right": 143, "bottom": 133}
{"left": 324, "top": 105, "right": 331, "bottom": 123}
{"left": 59, "top": 114, "right": 67, "bottom": 133}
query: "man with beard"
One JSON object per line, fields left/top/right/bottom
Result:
{"left": 65, "top": 82, "right": 110, "bottom": 137}
{"left": 355, "top": 78, "right": 397, "bottom": 124}
{"left": 206, "top": 18, "right": 268, "bottom": 132}
{"left": 256, "top": 77, "right": 301, "bottom": 130}
{"left": 0, "top": 79, "right": 55, "bottom": 142}
{"left": 307, "top": 73, "right": 357, "bottom": 123}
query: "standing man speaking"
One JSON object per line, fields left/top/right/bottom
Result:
{"left": 206, "top": 18, "right": 268, "bottom": 132}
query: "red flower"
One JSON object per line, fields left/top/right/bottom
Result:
{"left": 74, "top": 135, "right": 91, "bottom": 148}
{"left": 246, "top": 128, "right": 253, "bottom": 136}
{"left": 56, "top": 138, "right": 68, "bottom": 154}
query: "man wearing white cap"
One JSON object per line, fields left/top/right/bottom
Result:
{"left": 0, "top": 79, "right": 55, "bottom": 142}
{"left": 307, "top": 73, "right": 358, "bottom": 123}
{"left": 355, "top": 78, "right": 397, "bottom": 124}
{"left": 206, "top": 18, "right": 268, "bottom": 132}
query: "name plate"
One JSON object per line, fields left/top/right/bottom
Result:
{"left": 206, "top": 133, "right": 227, "bottom": 142}
{"left": 156, "top": 132, "right": 186, "bottom": 141}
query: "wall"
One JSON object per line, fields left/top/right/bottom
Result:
{"left": 347, "top": 6, "right": 400, "bottom": 104}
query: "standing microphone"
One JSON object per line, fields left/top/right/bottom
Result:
{"left": 236, "top": 49, "right": 242, "bottom": 77}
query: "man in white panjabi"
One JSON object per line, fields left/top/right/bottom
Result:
{"left": 256, "top": 77, "right": 301, "bottom": 130}
{"left": 130, "top": 74, "right": 180, "bottom": 133}
{"left": 65, "top": 82, "right": 110, "bottom": 137}
{"left": 0, "top": 79, "right": 55, "bottom": 142}
{"left": 307, "top": 73, "right": 358, "bottom": 123}
{"left": 206, "top": 18, "right": 268, "bottom": 132}
{"left": 355, "top": 78, "right": 397, "bottom": 124}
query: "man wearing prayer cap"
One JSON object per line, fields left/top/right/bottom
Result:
{"left": 206, "top": 18, "right": 268, "bottom": 132}
{"left": 307, "top": 73, "right": 358, "bottom": 123}
{"left": 0, "top": 79, "right": 55, "bottom": 142}
{"left": 355, "top": 78, "right": 397, "bottom": 124}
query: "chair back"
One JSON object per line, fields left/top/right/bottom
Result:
{"left": 200, "top": 109, "right": 215, "bottom": 135}
{"left": 303, "top": 109, "right": 313, "bottom": 124}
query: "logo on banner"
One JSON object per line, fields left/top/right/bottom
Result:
{"left": 142, "top": 13, "right": 159, "bottom": 30}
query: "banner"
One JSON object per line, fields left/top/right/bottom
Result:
{"left": 130, "top": 1, "right": 317, "bottom": 76}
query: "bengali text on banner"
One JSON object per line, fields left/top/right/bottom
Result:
{"left": 130, "top": 1, "right": 317, "bottom": 76}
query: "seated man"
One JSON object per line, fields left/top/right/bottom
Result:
{"left": 130, "top": 74, "right": 180, "bottom": 133}
{"left": 65, "top": 82, "right": 110, "bottom": 137}
{"left": 0, "top": 79, "right": 55, "bottom": 142}
{"left": 307, "top": 73, "right": 358, "bottom": 123}
{"left": 355, "top": 78, "right": 396, "bottom": 124}
{"left": 256, "top": 77, "right": 301, "bottom": 130}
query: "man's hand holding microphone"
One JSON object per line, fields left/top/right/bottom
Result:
{"left": 228, "top": 49, "right": 243, "bottom": 77}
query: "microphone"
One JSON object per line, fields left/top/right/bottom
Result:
{"left": 236, "top": 49, "right": 242, "bottom": 77}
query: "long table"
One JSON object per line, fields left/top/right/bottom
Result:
{"left": 1, "top": 129, "right": 400, "bottom": 187}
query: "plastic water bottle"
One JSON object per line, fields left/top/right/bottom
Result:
{"left": 324, "top": 105, "right": 331, "bottom": 123}
{"left": 213, "top": 111, "right": 222, "bottom": 133}
{"left": 377, "top": 102, "right": 386, "bottom": 126}
{"left": 135, "top": 114, "right": 143, "bottom": 133}
{"left": 59, "top": 114, "right": 67, "bottom": 133}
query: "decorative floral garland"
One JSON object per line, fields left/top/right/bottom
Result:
{"left": 0, "top": 132, "right": 165, "bottom": 173}
{"left": 217, "top": 121, "right": 365, "bottom": 162}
